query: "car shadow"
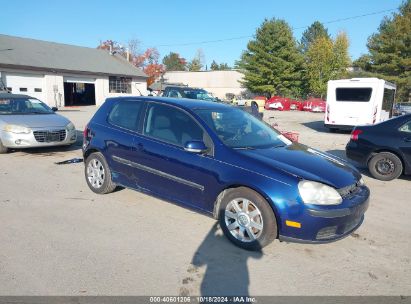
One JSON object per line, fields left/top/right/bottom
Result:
{"left": 302, "top": 121, "right": 351, "bottom": 134}
{"left": 8, "top": 130, "right": 83, "bottom": 155}
{"left": 181, "top": 223, "right": 263, "bottom": 296}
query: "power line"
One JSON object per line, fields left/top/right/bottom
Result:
{"left": 153, "top": 8, "right": 396, "bottom": 48}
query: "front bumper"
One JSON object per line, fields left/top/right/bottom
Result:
{"left": 278, "top": 185, "right": 370, "bottom": 244}
{"left": 1, "top": 128, "right": 77, "bottom": 149}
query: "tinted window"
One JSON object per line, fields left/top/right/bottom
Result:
{"left": 108, "top": 101, "right": 143, "bottom": 131}
{"left": 399, "top": 121, "right": 411, "bottom": 133}
{"left": 0, "top": 98, "right": 53, "bottom": 114}
{"left": 382, "top": 88, "right": 395, "bottom": 112}
{"left": 336, "top": 88, "right": 372, "bottom": 102}
{"left": 195, "top": 107, "right": 286, "bottom": 149}
{"left": 167, "top": 90, "right": 182, "bottom": 98}
{"left": 144, "top": 103, "right": 204, "bottom": 146}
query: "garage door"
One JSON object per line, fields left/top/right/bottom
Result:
{"left": 4, "top": 73, "right": 45, "bottom": 101}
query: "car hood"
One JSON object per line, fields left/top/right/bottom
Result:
{"left": 0, "top": 114, "right": 70, "bottom": 128}
{"left": 237, "top": 143, "right": 360, "bottom": 189}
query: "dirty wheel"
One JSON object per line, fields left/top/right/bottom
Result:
{"left": 219, "top": 187, "right": 277, "bottom": 250}
{"left": 85, "top": 152, "right": 116, "bottom": 194}
{"left": 368, "top": 152, "right": 402, "bottom": 181}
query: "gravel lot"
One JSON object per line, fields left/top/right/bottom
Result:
{"left": 0, "top": 106, "right": 410, "bottom": 296}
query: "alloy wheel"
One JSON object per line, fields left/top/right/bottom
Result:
{"left": 87, "top": 159, "right": 105, "bottom": 189}
{"left": 224, "top": 198, "right": 264, "bottom": 242}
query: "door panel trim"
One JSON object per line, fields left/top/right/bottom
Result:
{"left": 112, "top": 155, "right": 205, "bottom": 191}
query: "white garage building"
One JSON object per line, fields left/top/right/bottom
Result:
{"left": 0, "top": 34, "right": 147, "bottom": 107}
{"left": 163, "top": 70, "right": 245, "bottom": 99}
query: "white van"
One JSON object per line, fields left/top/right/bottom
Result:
{"left": 324, "top": 78, "right": 396, "bottom": 131}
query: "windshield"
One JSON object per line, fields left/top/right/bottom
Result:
{"left": 194, "top": 107, "right": 289, "bottom": 149}
{"left": 184, "top": 90, "right": 215, "bottom": 101}
{"left": 0, "top": 98, "right": 54, "bottom": 115}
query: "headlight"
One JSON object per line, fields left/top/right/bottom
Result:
{"left": 3, "top": 124, "right": 31, "bottom": 134}
{"left": 66, "top": 122, "right": 76, "bottom": 131}
{"left": 298, "top": 180, "right": 342, "bottom": 205}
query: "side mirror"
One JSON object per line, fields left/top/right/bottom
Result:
{"left": 51, "top": 107, "right": 58, "bottom": 112}
{"left": 184, "top": 140, "right": 208, "bottom": 153}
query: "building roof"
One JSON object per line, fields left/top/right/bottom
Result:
{"left": 0, "top": 34, "right": 147, "bottom": 78}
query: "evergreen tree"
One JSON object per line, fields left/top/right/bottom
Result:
{"left": 188, "top": 49, "right": 205, "bottom": 71}
{"left": 219, "top": 63, "right": 230, "bottom": 70}
{"left": 364, "top": 0, "right": 411, "bottom": 101}
{"left": 162, "top": 52, "right": 187, "bottom": 71}
{"left": 237, "top": 18, "right": 303, "bottom": 97}
{"left": 210, "top": 60, "right": 219, "bottom": 70}
{"left": 187, "top": 58, "right": 203, "bottom": 71}
{"left": 300, "top": 21, "right": 330, "bottom": 53}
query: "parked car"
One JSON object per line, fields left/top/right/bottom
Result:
{"left": 290, "top": 99, "right": 303, "bottom": 111}
{"left": 393, "top": 102, "right": 411, "bottom": 116}
{"left": 303, "top": 98, "right": 326, "bottom": 113}
{"left": 346, "top": 114, "right": 411, "bottom": 181}
{"left": 233, "top": 96, "right": 266, "bottom": 113}
{"left": 83, "top": 96, "right": 369, "bottom": 250}
{"left": 162, "top": 86, "right": 219, "bottom": 102}
{"left": 265, "top": 96, "right": 291, "bottom": 111}
{"left": 0, "top": 93, "right": 77, "bottom": 153}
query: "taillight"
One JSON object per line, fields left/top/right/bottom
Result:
{"left": 351, "top": 129, "right": 363, "bottom": 141}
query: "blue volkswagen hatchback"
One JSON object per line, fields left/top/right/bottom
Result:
{"left": 83, "top": 97, "right": 370, "bottom": 250}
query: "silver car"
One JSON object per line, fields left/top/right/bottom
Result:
{"left": 0, "top": 93, "right": 77, "bottom": 153}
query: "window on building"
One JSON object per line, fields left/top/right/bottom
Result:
{"left": 109, "top": 76, "right": 132, "bottom": 94}
{"left": 34, "top": 88, "right": 42, "bottom": 92}
{"left": 19, "top": 88, "right": 28, "bottom": 92}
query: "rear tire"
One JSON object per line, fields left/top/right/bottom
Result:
{"left": 85, "top": 152, "right": 116, "bottom": 194}
{"left": 368, "top": 152, "right": 403, "bottom": 181}
{"left": 0, "top": 139, "right": 8, "bottom": 154}
{"left": 219, "top": 187, "right": 277, "bottom": 251}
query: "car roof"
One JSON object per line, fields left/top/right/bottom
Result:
{"left": 111, "top": 96, "right": 230, "bottom": 111}
{"left": 0, "top": 92, "right": 33, "bottom": 99}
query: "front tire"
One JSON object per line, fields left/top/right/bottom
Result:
{"left": 85, "top": 152, "right": 116, "bottom": 194}
{"left": 368, "top": 152, "right": 403, "bottom": 181}
{"left": 219, "top": 187, "right": 277, "bottom": 250}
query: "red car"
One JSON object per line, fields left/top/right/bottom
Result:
{"left": 290, "top": 99, "right": 303, "bottom": 111}
{"left": 303, "top": 98, "right": 326, "bottom": 112}
{"left": 265, "top": 96, "right": 291, "bottom": 111}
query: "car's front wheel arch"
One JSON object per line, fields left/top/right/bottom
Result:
{"left": 213, "top": 185, "right": 281, "bottom": 231}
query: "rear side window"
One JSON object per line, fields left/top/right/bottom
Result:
{"left": 108, "top": 101, "right": 143, "bottom": 131}
{"left": 336, "top": 88, "right": 372, "bottom": 102}
{"left": 399, "top": 121, "right": 411, "bottom": 133}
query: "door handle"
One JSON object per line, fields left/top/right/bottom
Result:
{"left": 404, "top": 137, "right": 411, "bottom": 142}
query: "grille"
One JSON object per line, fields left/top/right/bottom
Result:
{"left": 33, "top": 130, "right": 66, "bottom": 143}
